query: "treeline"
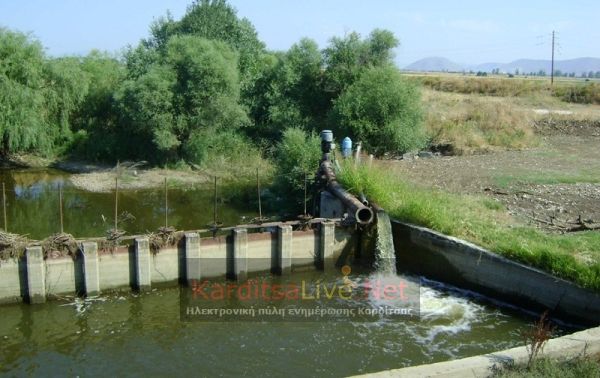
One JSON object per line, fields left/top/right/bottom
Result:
{"left": 0, "top": 0, "right": 423, "bottom": 167}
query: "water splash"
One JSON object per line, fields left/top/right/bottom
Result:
{"left": 374, "top": 209, "right": 396, "bottom": 275}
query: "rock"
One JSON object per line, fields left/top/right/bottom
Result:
{"left": 417, "top": 151, "right": 435, "bottom": 159}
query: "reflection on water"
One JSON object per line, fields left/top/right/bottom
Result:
{"left": 0, "top": 270, "right": 567, "bottom": 377}
{"left": 0, "top": 168, "right": 258, "bottom": 239}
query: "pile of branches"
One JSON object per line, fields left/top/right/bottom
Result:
{"left": 41, "top": 233, "right": 78, "bottom": 259}
{"left": 147, "top": 226, "right": 180, "bottom": 254}
{"left": 0, "top": 231, "right": 28, "bottom": 260}
{"left": 528, "top": 214, "right": 600, "bottom": 233}
{"left": 100, "top": 228, "right": 126, "bottom": 253}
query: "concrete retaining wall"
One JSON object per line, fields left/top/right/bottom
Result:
{"left": 0, "top": 221, "right": 354, "bottom": 304}
{"left": 392, "top": 220, "right": 600, "bottom": 326}
{"left": 355, "top": 325, "right": 600, "bottom": 378}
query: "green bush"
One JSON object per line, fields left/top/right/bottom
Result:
{"left": 552, "top": 82, "right": 600, "bottom": 104}
{"left": 183, "top": 129, "right": 268, "bottom": 179}
{"left": 330, "top": 66, "right": 425, "bottom": 156}
{"left": 273, "top": 128, "right": 321, "bottom": 203}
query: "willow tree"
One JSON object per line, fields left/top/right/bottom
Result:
{"left": 0, "top": 29, "right": 48, "bottom": 155}
{"left": 0, "top": 28, "right": 88, "bottom": 156}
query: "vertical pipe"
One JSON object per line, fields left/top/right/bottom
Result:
{"left": 2, "top": 182, "right": 6, "bottom": 231}
{"left": 164, "top": 177, "right": 168, "bottom": 228}
{"left": 59, "top": 184, "right": 64, "bottom": 234}
{"left": 354, "top": 142, "right": 362, "bottom": 167}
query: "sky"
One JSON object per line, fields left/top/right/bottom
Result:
{"left": 0, "top": 0, "right": 598, "bottom": 67}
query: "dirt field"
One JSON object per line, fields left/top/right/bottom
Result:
{"left": 381, "top": 120, "right": 600, "bottom": 232}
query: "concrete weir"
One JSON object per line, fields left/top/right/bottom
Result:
{"left": 0, "top": 220, "right": 355, "bottom": 304}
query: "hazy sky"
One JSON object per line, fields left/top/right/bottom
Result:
{"left": 1, "top": 0, "right": 598, "bottom": 66}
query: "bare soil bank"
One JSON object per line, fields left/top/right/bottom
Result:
{"left": 383, "top": 123, "right": 600, "bottom": 232}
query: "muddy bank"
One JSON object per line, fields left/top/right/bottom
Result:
{"left": 69, "top": 168, "right": 210, "bottom": 192}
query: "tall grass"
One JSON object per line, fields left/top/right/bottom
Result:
{"left": 337, "top": 162, "right": 600, "bottom": 291}
{"left": 408, "top": 75, "right": 600, "bottom": 105}
{"left": 423, "top": 90, "right": 537, "bottom": 154}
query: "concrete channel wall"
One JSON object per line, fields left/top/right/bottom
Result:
{"left": 356, "top": 325, "right": 600, "bottom": 378}
{"left": 392, "top": 220, "right": 600, "bottom": 326}
{"left": 0, "top": 221, "right": 355, "bottom": 304}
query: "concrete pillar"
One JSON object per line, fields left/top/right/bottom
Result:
{"left": 26, "top": 246, "right": 45, "bottom": 304}
{"left": 320, "top": 222, "right": 336, "bottom": 271}
{"left": 233, "top": 228, "right": 248, "bottom": 281}
{"left": 277, "top": 225, "right": 292, "bottom": 275}
{"left": 135, "top": 238, "right": 151, "bottom": 291}
{"left": 81, "top": 242, "right": 100, "bottom": 296}
{"left": 185, "top": 232, "right": 201, "bottom": 285}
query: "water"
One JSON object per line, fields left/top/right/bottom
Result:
{"left": 374, "top": 209, "right": 397, "bottom": 275}
{"left": 0, "top": 270, "right": 560, "bottom": 377}
{"left": 0, "top": 168, "right": 258, "bottom": 239}
{"left": 0, "top": 170, "right": 571, "bottom": 375}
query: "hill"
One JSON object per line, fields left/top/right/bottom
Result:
{"left": 404, "top": 57, "right": 464, "bottom": 72}
{"left": 405, "top": 56, "right": 600, "bottom": 75}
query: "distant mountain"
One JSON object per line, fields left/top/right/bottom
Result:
{"left": 404, "top": 57, "right": 464, "bottom": 72}
{"left": 404, "top": 56, "right": 600, "bottom": 75}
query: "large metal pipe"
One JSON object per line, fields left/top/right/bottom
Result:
{"left": 320, "top": 160, "right": 374, "bottom": 225}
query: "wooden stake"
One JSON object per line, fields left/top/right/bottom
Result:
{"left": 257, "top": 168, "right": 262, "bottom": 220}
{"left": 114, "top": 176, "right": 118, "bottom": 230}
{"left": 164, "top": 177, "right": 168, "bottom": 228}
{"left": 2, "top": 182, "right": 6, "bottom": 232}
{"left": 213, "top": 176, "right": 217, "bottom": 226}
{"left": 59, "top": 184, "right": 64, "bottom": 234}
{"left": 303, "top": 172, "right": 307, "bottom": 216}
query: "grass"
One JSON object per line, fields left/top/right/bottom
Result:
{"left": 423, "top": 90, "right": 537, "bottom": 154}
{"left": 407, "top": 74, "right": 600, "bottom": 105}
{"left": 337, "top": 163, "right": 600, "bottom": 291}
{"left": 491, "top": 356, "right": 600, "bottom": 377}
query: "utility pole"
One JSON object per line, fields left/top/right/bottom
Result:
{"left": 551, "top": 30, "right": 555, "bottom": 85}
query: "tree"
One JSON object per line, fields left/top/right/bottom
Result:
{"left": 0, "top": 28, "right": 88, "bottom": 156}
{"left": 73, "top": 51, "right": 124, "bottom": 132}
{"left": 115, "top": 65, "right": 177, "bottom": 160}
{"left": 152, "top": 0, "right": 265, "bottom": 93}
{"left": 43, "top": 57, "right": 89, "bottom": 146}
{"left": 115, "top": 36, "right": 249, "bottom": 163}
{"left": 323, "top": 29, "right": 399, "bottom": 99}
{"left": 330, "top": 66, "right": 424, "bottom": 156}
{"left": 246, "top": 39, "right": 327, "bottom": 141}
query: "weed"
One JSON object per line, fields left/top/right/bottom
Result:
{"left": 522, "top": 311, "right": 555, "bottom": 368}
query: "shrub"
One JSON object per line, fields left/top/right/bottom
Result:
{"left": 273, "top": 128, "right": 321, "bottom": 204}
{"left": 330, "top": 66, "right": 425, "bottom": 156}
{"left": 183, "top": 129, "right": 268, "bottom": 179}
